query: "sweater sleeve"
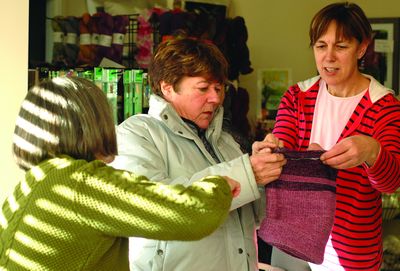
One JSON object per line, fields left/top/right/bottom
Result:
{"left": 365, "top": 96, "right": 400, "bottom": 193}
{"left": 73, "top": 161, "right": 232, "bottom": 241}
{"left": 111, "top": 116, "right": 259, "bottom": 211}
{"left": 273, "top": 85, "right": 300, "bottom": 148}
{"left": 187, "top": 154, "right": 260, "bottom": 210}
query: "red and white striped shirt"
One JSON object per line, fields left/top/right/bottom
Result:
{"left": 273, "top": 75, "right": 400, "bottom": 271}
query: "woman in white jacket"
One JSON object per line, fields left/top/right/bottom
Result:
{"left": 111, "top": 37, "right": 286, "bottom": 271}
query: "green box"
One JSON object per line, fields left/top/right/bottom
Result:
{"left": 93, "top": 67, "right": 103, "bottom": 90}
{"left": 123, "top": 69, "right": 134, "bottom": 120}
{"left": 102, "top": 68, "right": 119, "bottom": 124}
{"left": 142, "top": 72, "right": 150, "bottom": 109}
{"left": 133, "top": 69, "right": 143, "bottom": 115}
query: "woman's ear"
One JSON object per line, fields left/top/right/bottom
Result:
{"left": 160, "top": 81, "right": 174, "bottom": 98}
{"left": 358, "top": 40, "right": 370, "bottom": 59}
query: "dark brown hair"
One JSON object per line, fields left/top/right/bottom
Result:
{"left": 13, "top": 77, "right": 117, "bottom": 170}
{"left": 309, "top": 2, "right": 372, "bottom": 46}
{"left": 148, "top": 38, "right": 228, "bottom": 96}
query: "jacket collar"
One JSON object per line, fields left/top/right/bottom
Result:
{"left": 297, "top": 74, "right": 394, "bottom": 103}
{"left": 147, "top": 94, "right": 224, "bottom": 140}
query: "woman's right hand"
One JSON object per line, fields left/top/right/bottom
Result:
{"left": 223, "top": 176, "right": 241, "bottom": 198}
{"left": 250, "top": 133, "right": 286, "bottom": 186}
{"left": 250, "top": 152, "right": 286, "bottom": 185}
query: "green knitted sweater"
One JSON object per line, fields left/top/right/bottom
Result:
{"left": 0, "top": 156, "right": 232, "bottom": 270}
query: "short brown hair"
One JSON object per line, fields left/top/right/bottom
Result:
{"left": 309, "top": 2, "right": 372, "bottom": 46}
{"left": 13, "top": 77, "right": 117, "bottom": 170}
{"left": 148, "top": 38, "right": 228, "bottom": 96}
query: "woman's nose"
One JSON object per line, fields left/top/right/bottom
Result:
{"left": 208, "top": 88, "right": 222, "bottom": 103}
{"left": 326, "top": 47, "right": 336, "bottom": 61}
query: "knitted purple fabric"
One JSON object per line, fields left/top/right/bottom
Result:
{"left": 258, "top": 149, "right": 337, "bottom": 264}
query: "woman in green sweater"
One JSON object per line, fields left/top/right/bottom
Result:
{"left": 0, "top": 76, "right": 239, "bottom": 271}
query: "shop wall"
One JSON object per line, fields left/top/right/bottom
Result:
{"left": 233, "top": 0, "right": 400, "bottom": 122}
{"left": 61, "top": 0, "right": 87, "bottom": 16}
{"left": 1, "top": 1, "right": 399, "bottom": 204}
{"left": 43, "top": 0, "right": 400, "bottom": 123}
{"left": 0, "top": 1, "right": 28, "bottom": 203}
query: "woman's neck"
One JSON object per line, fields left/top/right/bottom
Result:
{"left": 327, "top": 74, "right": 370, "bottom": 97}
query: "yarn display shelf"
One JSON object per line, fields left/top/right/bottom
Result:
{"left": 122, "top": 14, "right": 139, "bottom": 69}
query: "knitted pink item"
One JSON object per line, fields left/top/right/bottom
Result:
{"left": 258, "top": 149, "right": 337, "bottom": 264}
{"left": 135, "top": 13, "right": 154, "bottom": 68}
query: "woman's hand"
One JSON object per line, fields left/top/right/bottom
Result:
{"left": 252, "top": 133, "right": 283, "bottom": 155}
{"left": 223, "top": 176, "right": 241, "bottom": 198}
{"left": 251, "top": 133, "right": 286, "bottom": 185}
{"left": 320, "top": 135, "right": 381, "bottom": 169}
{"left": 264, "top": 133, "right": 284, "bottom": 148}
{"left": 308, "top": 143, "right": 324, "bottom": 151}
{"left": 250, "top": 152, "right": 286, "bottom": 186}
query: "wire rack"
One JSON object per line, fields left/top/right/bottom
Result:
{"left": 122, "top": 14, "right": 139, "bottom": 69}
{"left": 121, "top": 13, "right": 160, "bottom": 69}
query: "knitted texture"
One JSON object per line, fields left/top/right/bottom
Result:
{"left": 62, "top": 16, "right": 80, "bottom": 67}
{"left": 135, "top": 12, "right": 154, "bottom": 69}
{"left": 258, "top": 149, "right": 337, "bottom": 264}
{"left": 0, "top": 156, "right": 232, "bottom": 271}
{"left": 51, "top": 16, "right": 67, "bottom": 66}
{"left": 95, "top": 12, "right": 114, "bottom": 64}
{"left": 88, "top": 14, "right": 100, "bottom": 66}
{"left": 110, "top": 15, "right": 130, "bottom": 64}
{"left": 77, "top": 13, "right": 94, "bottom": 66}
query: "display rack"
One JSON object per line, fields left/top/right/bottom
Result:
{"left": 122, "top": 14, "right": 139, "bottom": 68}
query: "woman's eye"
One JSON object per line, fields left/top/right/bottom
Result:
{"left": 214, "top": 86, "right": 222, "bottom": 92}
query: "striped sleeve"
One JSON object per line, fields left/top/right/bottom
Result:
{"left": 366, "top": 95, "right": 400, "bottom": 193}
{"left": 273, "top": 85, "right": 300, "bottom": 148}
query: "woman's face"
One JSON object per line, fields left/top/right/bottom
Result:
{"left": 161, "top": 76, "right": 224, "bottom": 129}
{"left": 313, "top": 21, "right": 368, "bottom": 91}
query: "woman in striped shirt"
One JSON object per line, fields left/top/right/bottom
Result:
{"left": 270, "top": 2, "right": 400, "bottom": 271}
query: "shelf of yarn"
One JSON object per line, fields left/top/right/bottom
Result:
{"left": 48, "top": 13, "right": 144, "bottom": 69}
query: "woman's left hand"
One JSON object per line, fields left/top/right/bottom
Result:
{"left": 320, "top": 135, "right": 380, "bottom": 169}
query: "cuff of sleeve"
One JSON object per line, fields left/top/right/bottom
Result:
{"left": 363, "top": 143, "right": 383, "bottom": 174}
{"left": 230, "top": 154, "right": 260, "bottom": 210}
